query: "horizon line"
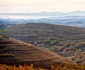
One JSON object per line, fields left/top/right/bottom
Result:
{"left": 0, "top": 11, "right": 85, "bottom": 14}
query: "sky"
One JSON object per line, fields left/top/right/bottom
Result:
{"left": 0, "top": 0, "right": 85, "bottom": 13}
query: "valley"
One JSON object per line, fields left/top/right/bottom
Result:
{"left": 3, "top": 23, "right": 85, "bottom": 65}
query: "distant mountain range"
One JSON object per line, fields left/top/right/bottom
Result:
{"left": 0, "top": 11, "right": 85, "bottom": 27}
{"left": 0, "top": 11, "right": 85, "bottom": 16}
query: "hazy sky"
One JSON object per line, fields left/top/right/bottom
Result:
{"left": 0, "top": 0, "right": 85, "bottom": 13}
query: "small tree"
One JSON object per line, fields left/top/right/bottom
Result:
{"left": 0, "top": 23, "right": 5, "bottom": 35}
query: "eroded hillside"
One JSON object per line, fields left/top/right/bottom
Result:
{"left": 0, "top": 35, "right": 73, "bottom": 68}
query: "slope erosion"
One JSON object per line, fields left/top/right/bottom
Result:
{"left": 0, "top": 35, "right": 73, "bottom": 68}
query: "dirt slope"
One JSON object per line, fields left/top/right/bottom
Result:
{"left": 0, "top": 35, "right": 73, "bottom": 68}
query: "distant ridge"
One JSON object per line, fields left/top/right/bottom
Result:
{"left": 1, "top": 11, "right": 85, "bottom": 27}
{"left": 0, "top": 11, "right": 85, "bottom": 16}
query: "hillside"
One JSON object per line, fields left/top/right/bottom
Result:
{"left": 4, "top": 23, "right": 85, "bottom": 65}
{"left": 0, "top": 35, "right": 73, "bottom": 68}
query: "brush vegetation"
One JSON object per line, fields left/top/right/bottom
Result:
{"left": 4, "top": 23, "right": 85, "bottom": 65}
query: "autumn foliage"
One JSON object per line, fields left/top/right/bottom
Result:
{"left": 0, "top": 64, "right": 45, "bottom": 70}
{"left": 0, "top": 64, "right": 85, "bottom": 70}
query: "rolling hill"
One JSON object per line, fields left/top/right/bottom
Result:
{"left": 0, "top": 35, "right": 73, "bottom": 68}
{"left": 3, "top": 23, "right": 85, "bottom": 65}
